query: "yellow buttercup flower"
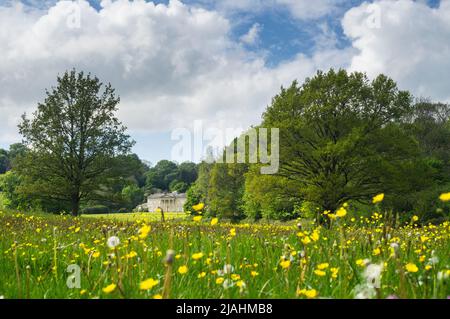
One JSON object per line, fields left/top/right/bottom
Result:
{"left": 297, "top": 288, "right": 318, "bottom": 299}
{"left": 192, "top": 252, "right": 204, "bottom": 260}
{"left": 314, "top": 269, "right": 326, "bottom": 277}
{"left": 311, "top": 230, "right": 320, "bottom": 241}
{"left": 372, "top": 193, "right": 384, "bottom": 204}
{"left": 216, "top": 277, "right": 225, "bottom": 285}
{"left": 192, "top": 203, "right": 205, "bottom": 211}
{"left": 178, "top": 265, "right": 188, "bottom": 274}
{"left": 193, "top": 216, "right": 202, "bottom": 222}
{"left": 439, "top": 192, "right": 450, "bottom": 202}
{"left": 317, "top": 263, "right": 329, "bottom": 270}
{"left": 330, "top": 267, "right": 339, "bottom": 279}
{"left": 126, "top": 251, "right": 138, "bottom": 259}
{"left": 356, "top": 259, "right": 368, "bottom": 267}
{"left": 138, "top": 224, "right": 151, "bottom": 239}
{"left": 372, "top": 247, "right": 381, "bottom": 256}
{"left": 231, "top": 274, "right": 241, "bottom": 281}
{"left": 140, "top": 278, "right": 159, "bottom": 290}
{"left": 405, "top": 263, "right": 419, "bottom": 273}
{"left": 335, "top": 207, "right": 347, "bottom": 218}
{"left": 250, "top": 271, "right": 259, "bottom": 277}
{"left": 198, "top": 272, "right": 206, "bottom": 278}
{"left": 102, "top": 283, "right": 116, "bottom": 294}
{"left": 153, "top": 294, "right": 163, "bottom": 299}
{"left": 210, "top": 218, "right": 219, "bottom": 226}
{"left": 301, "top": 236, "right": 311, "bottom": 245}
{"left": 279, "top": 260, "right": 291, "bottom": 269}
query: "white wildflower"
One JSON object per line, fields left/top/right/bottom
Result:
{"left": 428, "top": 256, "right": 439, "bottom": 265}
{"left": 364, "top": 263, "right": 383, "bottom": 288}
{"left": 222, "top": 279, "right": 234, "bottom": 289}
{"left": 107, "top": 236, "right": 120, "bottom": 249}
{"left": 390, "top": 242, "right": 399, "bottom": 250}
{"left": 354, "top": 284, "right": 376, "bottom": 299}
{"left": 223, "top": 264, "right": 234, "bottom": 274}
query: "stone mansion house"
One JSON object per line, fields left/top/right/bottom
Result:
{"left": 135, "top": 192, "right": 187, "bottom": 213}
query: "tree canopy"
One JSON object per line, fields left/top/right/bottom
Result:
{"left": 145, "top": 160, "right": 198, "bottom": 194}
{"left": 16, "top": 70, "right": 135, "bottom": 216}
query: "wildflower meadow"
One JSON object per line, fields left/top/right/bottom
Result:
{"left": 0, "top": 193, "right": 449, "bottom": 299}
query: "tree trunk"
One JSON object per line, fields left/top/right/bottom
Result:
{"left": 71, "top": 194, "right": 80, "bottom": 216}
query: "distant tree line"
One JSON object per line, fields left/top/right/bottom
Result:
{"left": 186, "top": 69, "right": 450, "bottom": 223}
{"left": 145, "top": 160, "right": 198, "bottom": 194}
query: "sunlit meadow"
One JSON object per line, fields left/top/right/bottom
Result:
{"left": 0, "top": 194, "right": 449, "bottom": 299}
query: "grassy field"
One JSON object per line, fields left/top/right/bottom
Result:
{"left": 0, "top": 209, "right": 449, "bottom": 299}
{"left": 81, "top": 212, "right": 187, "bottom": 222}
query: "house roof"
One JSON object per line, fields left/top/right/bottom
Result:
{"left": 148, "top": 192, "right": 186, "bottom": 199}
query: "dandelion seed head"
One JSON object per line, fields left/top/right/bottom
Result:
{"left": 107, "top": 236, "right": 120, "bottom": 249}
{"left": 364, "top": 263, "right": 383, "bottom": 288}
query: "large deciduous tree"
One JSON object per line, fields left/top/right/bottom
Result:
{"left": 17, "top": 70, "right": 134, "bottom": 216}
{"left": 262, "top": 69, "right": 416, "bottom": 213}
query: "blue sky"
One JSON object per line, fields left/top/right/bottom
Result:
{"left": 0, "top": 0, "right": 448, "bottom": 165}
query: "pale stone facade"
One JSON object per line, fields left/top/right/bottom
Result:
{"left": 146, "top": 192, "right": 187, "bottom": 212}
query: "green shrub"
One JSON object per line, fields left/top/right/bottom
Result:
{"left": 81, "top": 205, "right": 110, "bottom": 215}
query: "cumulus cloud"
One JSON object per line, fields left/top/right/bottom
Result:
{"left": 4, "top": 0, "right": 449, "bottom": 159}
{"left": 343, "top": 0, "right": 450, "bottom": 101}
{"left": 0, "top": 0, "right": 348, "bottom": 148}
{"left": 240, "top": 22, "right": 261, "bottom": 45}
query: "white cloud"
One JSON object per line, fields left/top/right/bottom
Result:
{"left": 343, "top": 0, "right": 450, "bottom": 102}
{"left": 2, "top": 0, "right": 450, "bottom": 158}
{"left": 0, "top": 0, "right": 348, "bottom": 148}
{"left": 240, "top": 22, "right": 261, "bottom": 45}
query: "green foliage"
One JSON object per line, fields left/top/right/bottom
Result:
{"left": 184, "top": 183, "right": 203, "bottom": 213}
{"left": 146, "top": 160, "right": 178, "bottom": 191}
{"left": 0, "top": 149, "right": 8, "bottom": 174}
{"left": 0, "top": 171, "right": 26, "bottom": 209}
{"left": 169, "top": 180, "right": 188, "bottom": 193}
{"left": 2, "top": 68, "right": 448, "bottom": 223}
{"left": 0, "top": 143, "right": 25, "bottom": 174}
{"left": 124, "top": 154, "right": 149, "bottom": 188}
{"left": 16, "top": 70, "right": 134, "bottom": 216}
{"left": 121, "top": 184, "right": 144, "bottom": 210}
{"left": 81, "top": 205, "right": 110, "bottom": 215}
{"left": 207, "top": 163, "right": 247, "bottom": 221}
{"left": 195, "top": 69, "right": 449, "bottom": 222}
{"left": 262, "top": 69, "right": 415, "bottom": 212}
{"left": 7, "top": 143, "right": 27, "bottom": 168}
{"left": 146, "top": 160, "right": 197, "bottom": 193}
{"left": 243, "top": 165, "right": 301, "bottom": 220}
